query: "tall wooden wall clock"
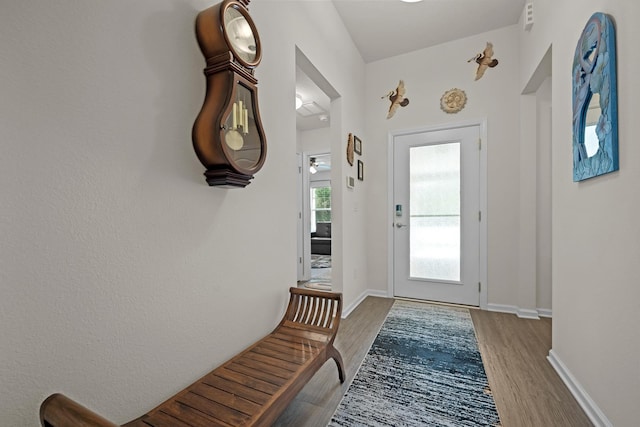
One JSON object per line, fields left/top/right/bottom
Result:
{"left": 192, "top": 0, "right": 266, "bottom": 188}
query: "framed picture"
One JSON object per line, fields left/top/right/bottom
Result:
{"left": 354, "top": 135, "right": 362, "bottom": 155}
{"left": 357, "top": 160, "right": 364, "bottom": 181}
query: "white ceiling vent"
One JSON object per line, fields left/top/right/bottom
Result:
{"left": 523, "top": 3, "right": 534, "bottom": 31}
{"left": 297, "top": 101, "right": 326, "bottom": 117}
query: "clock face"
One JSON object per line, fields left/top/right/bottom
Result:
{"left": 223, "top": 6, "right": 258, "bottom": 65}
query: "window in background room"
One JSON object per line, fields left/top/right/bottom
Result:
{"left": 310, "top": 184, "right": 331, "bottom": 233}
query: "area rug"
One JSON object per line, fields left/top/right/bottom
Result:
{"left": 311, "top": 266, "right": 331, "bottom": 283}
{"left": 328, "top": 300, "right": 501, "bottom": 427}
{"left": 304, "top": 282, "right": 332, "bottom": 291}
{"left": 311, "top": 254, "right": 332, "bottom": 269}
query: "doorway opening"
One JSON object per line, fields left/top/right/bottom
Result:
{"left": 295, "top": 47, "right": 340, "bottom": 290}
{"left": 520, "top": 44, "right": 553, "bottom": 317}
{"left": 309, "top": 154, "right": 332, "bottom": 287}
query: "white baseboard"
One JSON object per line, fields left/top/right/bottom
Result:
{"left": 486, "top": 303, "right": 551, "bottom": 319}
{"left": 537, "top": 308, "right": 552, "bottom": 318}
{"left": 547, "top": 350, "right": 612, "bottom": 427}
{"left": 343, "top": 288, "right": 388, "bottom": 318}
{"left": 347, "top": 296, "right": 551, "bottom": 319}
{"left": 517, "top": 308, "right": 541, "bottom": 319}
{"left": 486, "top": 303, "right": 518, "bottom": 315}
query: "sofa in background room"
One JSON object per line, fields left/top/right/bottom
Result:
{"left": 311, "top": 222, "right": 331, "bottom": 255}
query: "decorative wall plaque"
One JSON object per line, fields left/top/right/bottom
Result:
{"left": 572, "top": 12, "right": 618, "bottom": 181}
{"left": 440, "top": 88, "right": 467, "bottom": 114}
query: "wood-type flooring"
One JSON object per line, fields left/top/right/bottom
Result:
{"left": 272, "top": 296, "right": 592, "bottom": 427}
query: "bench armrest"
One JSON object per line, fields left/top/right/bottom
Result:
{"left": 282, "top": 287, "right": 342, "bottom": 338}
{"left": 40, "top": 393, "right": 118, "bottom": 427}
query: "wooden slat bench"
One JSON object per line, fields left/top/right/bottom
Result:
{"left": 40, "top": 287, "right": 345, "bottom": 427}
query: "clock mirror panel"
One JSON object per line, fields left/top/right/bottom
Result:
{"left": 223, "top": 83, "right": 261, "bottom": 169}
{"left": 223, "top": 6, "right": 257, "bottom": 64}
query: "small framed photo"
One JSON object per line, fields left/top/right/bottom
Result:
{"left": 357, "top": 160, "right": 364, "bottom": 181}
{"left": 354, "top": 135, "right": 362, "bottom": 155}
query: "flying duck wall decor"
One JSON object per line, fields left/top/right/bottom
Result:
{"left": 468, "top": 42, "right": 499, "bottom": 80}
{"left": 382, "top": 80, "right": 410, "bottom": 119}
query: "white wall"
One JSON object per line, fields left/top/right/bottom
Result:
{"left": 521, "top": 0, "right": 640, "bottom": 424}
{"left": 299, "top": 127, "right": 331, "bottom": 154}
{"left": 276, "top": 2, "right": 368, "bottom": 305}
{"left": 4, "top": 0, "right": 637, "bottom": 424}
{"left": 0, "top": 0, "right": 365, "bottom": 424}
{"left": 536, "top": 76, "right": 553, "bottom": 312}
{"left": 364, "top": 25, "right": 522, "bottom": 307}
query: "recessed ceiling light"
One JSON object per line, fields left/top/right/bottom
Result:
{"left": 400, "top": 0, "right": 423, "bottom": 3}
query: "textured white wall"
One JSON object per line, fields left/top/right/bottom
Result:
{"left": 274, "top": 1, "right": 368, "bottom": 305}
{"left": 522, "top": 0, "right": 640, "bottom": 424}
{"left": 0, "top": 0, "right": 365, "bottom": 425}
{"left": 364, "top": 25, "right": 522, "bottom": 307}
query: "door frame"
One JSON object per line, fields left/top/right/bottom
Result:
{"left": 299, "top": 150, "right": 332, "bottom": 282}
{"left": 387, "top": 119, "right": 489, "bottom": 309}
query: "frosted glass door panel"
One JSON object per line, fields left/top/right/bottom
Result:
{"left": 409, "top": 143, "right": 460, "bottom": 281}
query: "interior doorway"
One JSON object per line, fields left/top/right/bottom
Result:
{"left": 298, "top": 150, "right": 332, "bottom": 287}
{"left": 295, "top": 47, "right": 339, "bottom": 289}
{"left": 309, "top": 154, "right": 332, "bottom": 286}
{"left": 521, "top": 45, "right": 553, "bottom": 317}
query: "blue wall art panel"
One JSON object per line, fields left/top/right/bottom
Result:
{"left": 572, "top": 12, "right": 618, "bottom": 182}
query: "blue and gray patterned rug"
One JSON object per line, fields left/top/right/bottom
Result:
{"left": 329, "top": 300, "right": 501, "bottom": 426}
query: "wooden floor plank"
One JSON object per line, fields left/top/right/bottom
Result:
{"left": 470, "top": 309, "right": 593, "bottom": 427}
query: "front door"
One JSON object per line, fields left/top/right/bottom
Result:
{"left": 393, "top": 125, "right": 481, "bottom": 306}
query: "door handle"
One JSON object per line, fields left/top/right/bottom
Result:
{"left": 395, "top": 223, "right": 407, "bottom": 228}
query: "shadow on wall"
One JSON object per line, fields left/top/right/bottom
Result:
{"left": 142, "top": 1, "right": 208, "bottom": 187}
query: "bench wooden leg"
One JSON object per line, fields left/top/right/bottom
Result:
{"left": 328, "top": 346, "right": 345, "bottom": 383}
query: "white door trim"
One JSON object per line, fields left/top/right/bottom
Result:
{"left": 300, "top": 150, "right": 331, "bottom": 282}
{"left": 387, "top": 119, "right": 488, "bottom": 309}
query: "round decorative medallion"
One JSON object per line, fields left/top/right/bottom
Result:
{"left": 440, "top": 88, "right": 467, "bottom": 114}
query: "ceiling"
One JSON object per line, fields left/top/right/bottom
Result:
{"left": 296, "top": 66, "right": 331, "bottom": 131}
{"left": 332, "top": 0, "right": 526, "bottom": 63}
{"left": 296, "top": 0, "right": 526, "bottom": 130}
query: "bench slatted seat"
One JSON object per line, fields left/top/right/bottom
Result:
{"left": 40, "top": 287, "right": 345, "bottom": 427}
